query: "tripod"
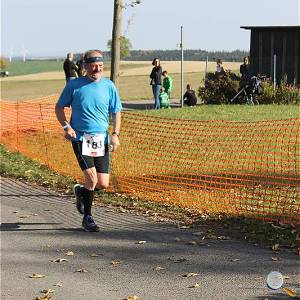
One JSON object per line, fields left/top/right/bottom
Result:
{"left": 230, "top": 85, "right": 259, "bottom": 105}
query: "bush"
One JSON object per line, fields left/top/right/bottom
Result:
{"left": 258, "top": 77, "right": 300, "bottom": 105}
{"left": 198, "top": 71, "right": 240, "bottom": 104}
{"left": 198, "top": 72, "right": 300, "bottom": 105}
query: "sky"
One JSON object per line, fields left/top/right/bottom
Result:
{"left": 1, "top": 0, "right": 299, "bottom": 57}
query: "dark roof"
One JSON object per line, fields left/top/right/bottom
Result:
{"left": 241, "top": 25, "right": 300, "bottom": 30}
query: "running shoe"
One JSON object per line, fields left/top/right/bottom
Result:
{"left": 82, "top": 215, "right": 100, "bottom": 232}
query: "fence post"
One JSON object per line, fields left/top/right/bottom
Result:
{"left": 180, "top": 25, "right": 184, "bottom": 108}
{"left": 273, "top": 54, "right": 276, "bottom": 92}
{"left": 205, "top": 55, "right": 208, "bottom": 81}
{"left": 39, "top": 104, "right": 50, "bottom": 168}
{"left": 16, "top": 102, "right": 20, "bottom": 151}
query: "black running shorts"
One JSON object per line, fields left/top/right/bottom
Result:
{"left": 71, "top": 141, "right": 110, "bottom": 173}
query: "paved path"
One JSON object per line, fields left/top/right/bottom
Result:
{"left": 1, "top": 177, "right": 299, "bottom": 300}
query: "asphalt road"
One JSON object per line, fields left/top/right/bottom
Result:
{"left": 1, "top": 176, "right": 299, "bottom": 300}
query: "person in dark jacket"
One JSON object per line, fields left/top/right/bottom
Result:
{"left": 63, "top": 52, "right": 78, "bottom": 83}
{"left": 240, "top": 56, "right": 251, "bottom": 88}
{"left": 183, "top": 84, "right": 197, "bottom": 106}
{"left": 76, "top": 54, "right": 85, "bottom": 77}
{"left": 149, "top": 58, "right": 162, "bottom": 109}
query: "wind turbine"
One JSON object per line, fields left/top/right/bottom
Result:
{"left": 9, "top": 46, "right": 14, "bottom": 62}
{"left": 21, "top": 45, "right": 29, "bottom": 62}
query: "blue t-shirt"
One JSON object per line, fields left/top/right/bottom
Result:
{"left": 57, "top": 76, "right": 122, "bottom": 143}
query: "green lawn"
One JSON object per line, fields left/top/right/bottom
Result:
{"left": 6, "top": 60, "right": 64, "bottom": 76}
{"left": 5, "top": 60, "right": 149, "bottom": 77}
{"left": 137, "top": 104, "right": 300, "bottom": 121}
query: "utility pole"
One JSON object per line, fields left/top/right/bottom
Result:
{"left": 180, "top": 25, "right": 184, "bottom": 108}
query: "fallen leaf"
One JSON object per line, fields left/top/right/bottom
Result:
{"left": 217, "top": 236, "right": 230, "bottom": 240}
{"left": 179, "top": 225, "right": 190, "bottom": 229}
{"left": 53, "top": 283, "right": 63, "bottom": 287}
{"left": 51, "top": 258, "right": 68, "bottom": 263}
{"left": 282, "top": 287, "right": 297, "bottom": 298}
{"left": 35, "top": 294, "right": 51, "bottom": 300}
{"left": 181, "top": 272, "right": 200, "bottom": 277}
{"left": 271, "top": 257, "right": 280, "bottom": 261}
{"left": 65, "top": 251, "right": 74, "bottom": 256}
{"left": 186, "top": 241, "right": 197, "bottom": 245}
{"left": 189, "top": 283, "right": 200, "bottom": 288}
{"left": 124, "top": 296, "right": 139, "bottom": 300}
{"left": 111, "top": 260, "right": 122, "bottom": 266}
{"left": 75, "top": 268, "right": 88, "bottom": 273}
{"left": 136, "top": 241, "right": 147, "bottom": 244}
{"left": 29, "top": 273, "right": 45, "bottom": 278}
{"left": 174, "top": 258, "right": 187, "bottom": 263}
{"left": 153, "top": 266, "right": 165, "bottom": 271}
{"left": 40, "top": 289, "right": 54, "bottom": 294}
{"left": 90, "top": 253, "right": 99, "bottom": 257}
{"left": 272, "top": 244, "right": 280, "bottom": 251}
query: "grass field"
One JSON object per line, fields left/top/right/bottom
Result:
{"left": 138, "top": 105, "right": 300, "bottom": 121}
{"left": 1, "top": 60, "right": 240, "bottom": 101}
{"left": 6, "top": 60, "right": 63, "bottom": 76}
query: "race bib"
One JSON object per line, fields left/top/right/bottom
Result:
{"left": 82, "top": 133, "right": 105, "bottom": 157}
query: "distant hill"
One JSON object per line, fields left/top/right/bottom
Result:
{"left": 9, "top": 49, "right": 248, "bottom": 63}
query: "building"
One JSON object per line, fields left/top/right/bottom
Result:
{"left": 241, "top": 26, "right": 300, "bottom": 85}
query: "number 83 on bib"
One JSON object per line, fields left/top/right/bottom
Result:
{"left": 82, "top": 133, "right": 105, "bottom": 157}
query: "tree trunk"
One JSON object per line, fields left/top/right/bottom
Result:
{"left": 110, "top": 0, "right": 122, "bottom": 88}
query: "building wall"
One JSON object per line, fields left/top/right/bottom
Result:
{"left": 249, "top": 28, "right": 300, "bottom": 84}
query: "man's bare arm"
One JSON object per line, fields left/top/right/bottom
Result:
{"left": 55, "top": 104, "right": 76, "bottom": 139}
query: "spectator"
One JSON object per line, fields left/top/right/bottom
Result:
{"left": 63, "top": 52, "right": 78, "bottom": 82}
{"left": 76, "top": 53, "right": 85, "bottom": 77}
{"left": 162, "top": 70, "right": 173, "bottom": 99}
{"left": 159, "top": 87, "right": 169, "bottom": 109}
{"left": 149, "top": 58, "right": 162, "bottom": 109}
{"left": 55, "top": 49, "right": 122, "bottom": 232}
{"left": 215, "top": 59, "right": 225, "bottom": 77}
{"left": 183, "top": 84, "right": 197, "bottom": 106}
{"left": 240, "top": 56, "right": 251, "bottom": 88}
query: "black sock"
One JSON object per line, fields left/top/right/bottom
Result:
{"left": 81, "top": 188, "right": 94, "bottom": 217}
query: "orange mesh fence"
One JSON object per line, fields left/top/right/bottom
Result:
{"left": 1, "top": 99, "right": 299, "bottom": 224}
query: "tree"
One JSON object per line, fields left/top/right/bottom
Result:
{"left": 0, "top": 57, "right": 9, "bottom": 70}
{"left": 110, "top": 0, "right": 141, "bottom": 87}
{"left": 107, "top": 35, "right": 132, "bottom": 59}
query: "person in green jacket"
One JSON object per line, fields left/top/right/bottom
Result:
{"left": 162, "top": 70, "right": 173, "bottom": 99}
{"left": 159, "top": 87, "right": 169, "bottom": 109}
